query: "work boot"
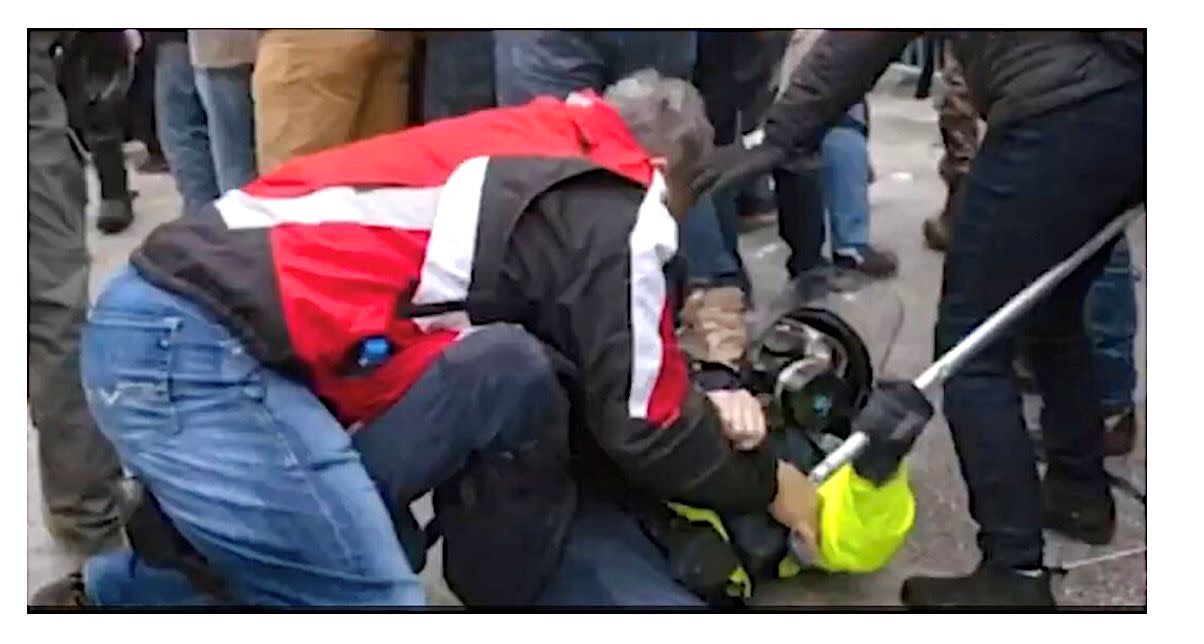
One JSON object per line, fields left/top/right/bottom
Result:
{"left": 1043, "top": 471, "right": 1116, "bottom": 546}
{"left": 96, "top": 197, "right": 135, "bottom": 235}
{"left": 833, "top": 246, "right": 898, "bottom": 279}
{"left": 901, "top": 565, "right": 1055, "bottom": 609}
{"left": 678, "top": 286, "right": 747, "bottom": 368}
{"left": 29, "top": 571, "right": 91, "bottom": 608}
{"left": 1102, "top": 406, "right": 1138, "bottom": 457}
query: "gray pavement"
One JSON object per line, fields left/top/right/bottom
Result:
{"left": 27, "top": 79, "right": 1146, "bottom": 608}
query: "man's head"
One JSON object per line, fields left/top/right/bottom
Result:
{"left": 603, "top": 69, "right": 715, "bottom": 217}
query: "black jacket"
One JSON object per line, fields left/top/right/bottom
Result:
{"left": 500, "top": 170, "right": 779, "bottom": 513}
{"left": 764, "top": 30, "right": 1144, "bottom": 155}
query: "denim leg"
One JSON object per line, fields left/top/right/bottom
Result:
{"left": 154, "top": 41, "right": 218, "bottom": 214}
{"left": 1084, "top": 238, "right": 1138, "bottom": 412}
{"left": 819, "top": 126, "right": 871, "bottom": 253}
{"left": 680, "top": 194, "right": 744, "bottom": 288}
{"left": 937, "top": 83, "right": 1145, "bottom": 569}
{"left": 493, "top": 30, "right": 606, "bottom": 105}
{"left": 422, "top": 32, "right": 496, "bottom": 122}
{"left": 535, "top": 496, "right": 704, "bottom": 607}
{"left": 194, "top": 65, "right": 258, "bottom": 193}
{"left": 80, "top": 267, "right": 424, "bottom": 607}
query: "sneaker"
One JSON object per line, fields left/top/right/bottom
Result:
{"left": 901, "top": 565, "right": 1055, "bottom": 609}
{"left": 96, "top": 198, "right": 134, "bottom": 235}
{"left": 1043, "top": 470, "right": 1116, "bottom": 546}
{"left": 29, "top": 572, "right": 90, "bottom": 608}
{"left": 833, "top": 246, "right": 899, "bottom": 279}
{"left": 1102, "top": 406, "right": 1137, "bottom": 457}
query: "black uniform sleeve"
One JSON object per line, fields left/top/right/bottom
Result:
{"left": 765, "top": 30, "right": 916, "bottom": 154}
{"left": 505, "top": 173, "right": 778, "bottom": 513}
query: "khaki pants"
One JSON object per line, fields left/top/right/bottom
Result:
{"left": 253, "top": 29, "right": 413, "bottom": 173}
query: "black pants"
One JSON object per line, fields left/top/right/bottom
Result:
{"left": 937, "top": 83, "right": 1145, "bottom": 569}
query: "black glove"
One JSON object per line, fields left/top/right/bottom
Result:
{"left": 691, "top": 142, "right": 787, "bottom": 197}
{"left": 850, "top": 381, "right": 934, "bottom": 485}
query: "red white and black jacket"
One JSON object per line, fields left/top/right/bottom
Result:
{"left": 131, "top": 93, "right": 777, "bottom": 513}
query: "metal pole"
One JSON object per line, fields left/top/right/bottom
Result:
{"left": 807, "top": 208, "right": 1143, "bottom": 485}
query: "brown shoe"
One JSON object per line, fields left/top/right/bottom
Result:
{"left": 29, "top": 572, "right": 90, "bottom": 608}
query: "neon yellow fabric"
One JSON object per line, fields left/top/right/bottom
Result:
{"left": 812, "top": 464, "right": 915, "bottom": 573}
{"left": 665, "top": 503, "right": 753, "bottom": 599}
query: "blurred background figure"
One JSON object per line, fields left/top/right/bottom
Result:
{"left": 55, "top": 29, "right": 139, "bottom": 234}
{"left": 28, "top": 29, "right": 126, "bottom": 560}
{"left": 418, "top": 30, "right": 495, "bottom": 123}
{"left": 189, "top": 29, "right": 259, "bottom": 192}
{"left": 253, "top": 29, "right": 414, "bottom": 173}
{"left": 923, "top": 49, "right": 979, "bottom": 252}
{"left": 148, "top": 29, "right": 220, "bottom": 217}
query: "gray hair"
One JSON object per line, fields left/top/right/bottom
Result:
{"left": 603, "top": 69, "right": 715, "bottom": 172}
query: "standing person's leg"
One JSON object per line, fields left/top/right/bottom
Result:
{"left": 42, "top": 267, "right": 425, "bottom": 607}
{"left": 155, "top": 40, "right": 219, "bottom": 216}
{"left": 354, "top": 30, "right": 414, "bottom": 139}
{"left": 194, "top": 64, "right": 257, "bottom": 192}
{"left": 903, "top": 83, "right": 1145, "bottom": 607}
{"left": 773, "top": 164, "right": 827, "bottom": 278}
{"left": 1084, "top": 237, "right": 1139, "bottom": 456}
{"left": 492, "top": 30, "right": 606, "bottom": 105}
{"left": 84, "top": 96, "right": 136, "bottom": 234}
{"left": 421, "top": 31, "right": 496, "bottom": 122}
{"left": 129, "top": 43, "right": 169, "bottom": 173}
{"left": 820, "top": 124, "right": 898, "bottom": 278}
{"left": 27, "top": 30, "right": 125, "bottom": 558}
{"left": 252, "top": 29, "right": 377, "bottom": 174}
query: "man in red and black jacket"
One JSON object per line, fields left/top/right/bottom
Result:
{"left": 32, "top": 71, "right": 821, "bottom": 608}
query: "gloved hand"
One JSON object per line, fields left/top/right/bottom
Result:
{"left": 691, "top": 141, "right": 787, "bottom": 197}
{"left": 850, "top": 381, "right": 934, "bottom": 485}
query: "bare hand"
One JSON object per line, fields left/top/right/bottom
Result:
{"left": 769, "top": 461, "right": 820, "bottom": 555}
{"left": 706, "top": 389, "right": 767, "bottom": 451}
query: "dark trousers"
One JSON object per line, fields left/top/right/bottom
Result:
{"left": 351, "top": 324, "right": 700, "bottom": 606}
{"left": 937, "top": 83, "right": 1145, "bottom": 569}
{"left": 27, "top": 30, "right": 124, "bottom": 553}
{"left": 421, "top": 32, "right": 496, "bottom": 123}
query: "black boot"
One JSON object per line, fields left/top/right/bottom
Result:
{"left": 901, "top": 565, "right": 1055, "bottom": 609}
{"left": 1102, "top": 406, "right": 1138, "bottom": 457}
{"left": 29, "top": 572, "right": 90, "bottom": 608}
{"left": 1044, "top": 471, "right": 1116, "bottom": 546}
{"left": 96, "top": 197, "right": 135, "bottom": 234}
{"left": 832, "top": 246, "right": 899, "bottom": 279}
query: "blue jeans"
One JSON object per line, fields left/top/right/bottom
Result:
{"left": 819, "top": 125, "right": 871, "bottom": 253}
{"left": 1085, "top": 239, "right": 1137, "bottom": 412}
{"left": 937, "top": 83, "right": 1145, "bottom": 569}
{"left": 155, "top": 41, "right": 219, "bottom": 216}
{"left": 422, "top": 32, "right": 496, "bottom": 122}
{"left": 79, "top": 267, "right": 424, "bottom": 606}
{"left": 680, "top": 190, "right": 746, "bottom": 289}
{"left": 493, "top": 30, "right": 696, "bottom": 105}
{"left": 194, "top": 64, "right": 257, "bottom": 193}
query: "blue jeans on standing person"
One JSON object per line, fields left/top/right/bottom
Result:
{"left": 194, "top": 64, "right": 257, "bottom": 193}
{"left": 820, "top": 123, "right": 872, "bottom": 255}
{"left": 1085, "top": 238, "right": 1138, "bottom": 414}
{"left": 492, "top": 29, "right": 742, "bottom": 290}
{"left": 155, "top": 41, "right": 219, "bottom": 216}
{"left": 78, "top": 266, "right": 425, "bottom": 607}
{"left": 936, "top": 82, "right": 1145, "bottom": 570}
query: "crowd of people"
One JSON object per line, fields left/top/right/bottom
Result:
{"left": 27, "top": 29, "right": 1144, "bottom": 609}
